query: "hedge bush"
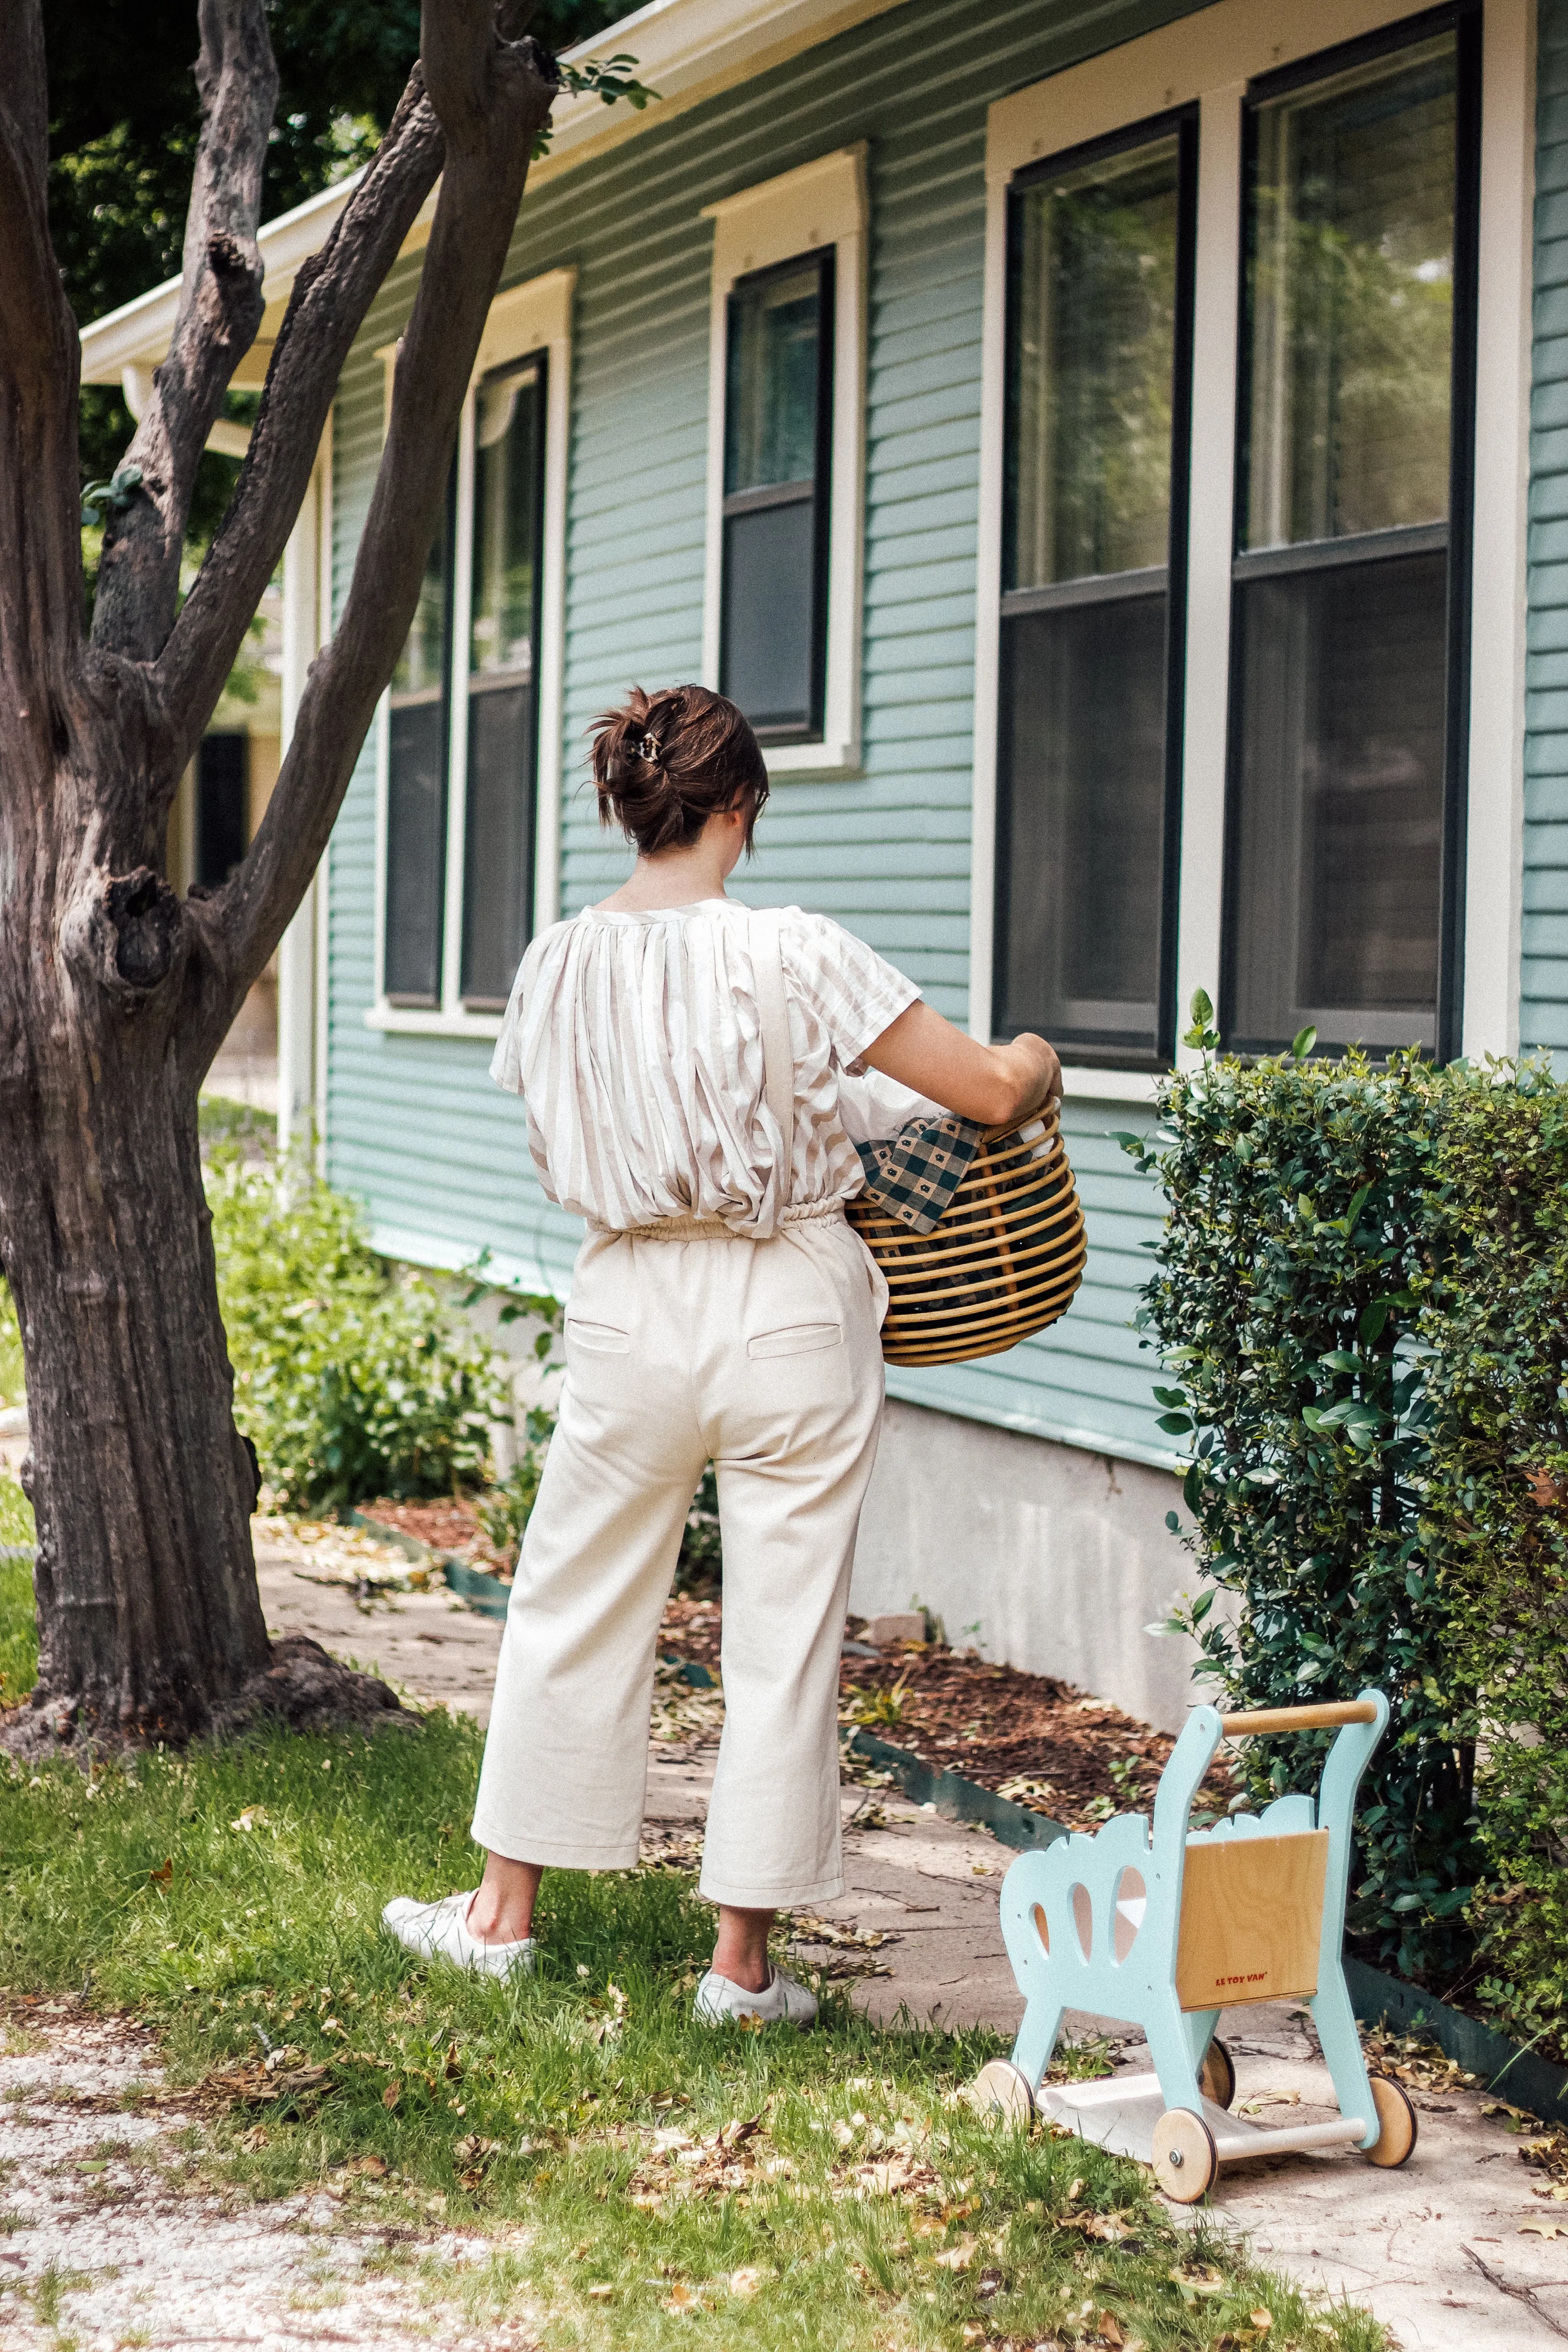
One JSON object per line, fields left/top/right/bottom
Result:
{"left": 1416, "top": 1073, "right": 1568, "bottom": 2050}
{"left": 207, "top": 1145, "right": 507, "bottom": 1513}
{"left": 1128, "top": 1011, "right": 1568, "bottom": 2022}
{"left": 1121, "top": 1018, "right": 1476, "bottom": 1980}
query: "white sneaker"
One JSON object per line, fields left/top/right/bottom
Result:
{"left": 693, "top": 1965, "right": 818, "bottom": 2028}
{"left": 380, "top": 1890, "right": 536, "bottom": 1980}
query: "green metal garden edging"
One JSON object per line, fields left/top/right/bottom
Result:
{"left": 348, "top": 1512, "right": 511, "bottom": 1618}
{"left": 1344, "top": 1956, "right": 1568, "bottom": 2126}
{"left": 847, "top": 1728, "right": 1068, "bottom": 1852}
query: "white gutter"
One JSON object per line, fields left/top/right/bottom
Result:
{"left": 78, "top": 0, "right": 906, "bottom": 382}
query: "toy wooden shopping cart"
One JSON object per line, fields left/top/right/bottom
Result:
{"left": 971, "top": 1690, "right": 1416, "bottom": 2202}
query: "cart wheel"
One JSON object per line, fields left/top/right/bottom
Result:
{"left": 1199, "top": 2038, "right": 1236, "bottom": 2110}
{"left": 1151, "top": 2107, "right": 1219, "bottom": 2204}
{"left": 1365, "top": 2075, "right": 1418, "bottom": 2168}
{"left": 969, "top": 2059, "right": 1035, "bottom": 2127}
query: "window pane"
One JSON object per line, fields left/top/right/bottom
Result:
{"left": 1244, "top": 35, "right": 1456, "bottom": 550}
{"left": 996, "top": 595, "right": 1167, "bottom": 1049}
{"left": 384, "top": 699, "right": 447, "bottom": 1004}
{"left": 1009, "top": 135, "right": 1181, "bottom": 589}
{"left": 461, "top": 684, "right": 535, "bottom": 1006}
{"left": 461, "top": 362, "right": 544, "bottom": 1006}
{"left": 1228, "top": 551, "right": 1446, "bottom": 1050}
{"left": 386, "top": 486, "right": 451, "bottom": 1005}
{"left": 195, "top": 732, "right": 248, "bottom": 889}
{"left": 721, "top": 499, "right": 814, "bottom": 732}
{"left": 470, "top": 363, "right": 542, "bottom": 680}
{"left": 392, "top": 500, "right": 449, "bottom": 696}
{"left": 725, "top": 264, "right": 823, "bottom": 495}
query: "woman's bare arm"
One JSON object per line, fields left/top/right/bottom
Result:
{"left": 860, "top": 1000, "right": 1061, "bottom": 1127}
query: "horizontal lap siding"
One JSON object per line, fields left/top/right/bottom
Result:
{"left": 1527, "top": 0, "right": 1568, "bottom": 1058}
{"left": 325, "top": 0, "right": 1191, "bottom": 1444}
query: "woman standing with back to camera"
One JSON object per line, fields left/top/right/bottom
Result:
{"left": 383, "top": 684, "right": 1060, "bottom": 2023}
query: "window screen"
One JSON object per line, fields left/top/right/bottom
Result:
{"left": 994, "top": 120, "right": 1196, "bottom": 1063}
{"left": 461, "top": 358, "right": 546, "bottom": 1009}
{"left": 384, "top": 484, "right": 452, "bottom": 1006}
{"left": 1225, "top": 23, "right": 1474, "bottom": 1055}
{"left": 720, "top": 250, "right": 833, "bottom": 741}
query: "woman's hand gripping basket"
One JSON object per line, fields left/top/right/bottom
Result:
{"left": 969, "top": 1693, "right": 1417, "bottom": 2202}
{"left": 847, "top": 1102, "right": 1087, "bottom": 1366}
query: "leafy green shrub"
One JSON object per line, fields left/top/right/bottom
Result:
{"left": 1414, "top": 1072, "right": 1568, "bottom": 2051}
{"left": 1122, "top": 1008, "right": 1478, "bottom": 1980}
{"left": 208, "top": 1146, "right": 507, "bottom": 1514}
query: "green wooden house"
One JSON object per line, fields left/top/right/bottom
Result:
{"left": 83, "top": 0, "right": 1551, "bottom": 1728}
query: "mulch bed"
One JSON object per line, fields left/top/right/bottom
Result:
{"left": 658, "top": 1594, "right": 1231, "bottom": 1833}
{"left": 356, "top": 1496, "right": 1230, "bottom": 1834}
{"left": 361, "top": 1496, "right": 511, "bottom": 1575}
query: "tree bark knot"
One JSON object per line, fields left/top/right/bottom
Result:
{"left": 72, "top": 867, "right": 183, "bottom": 1003}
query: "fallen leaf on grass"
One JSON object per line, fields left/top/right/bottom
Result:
{"left": 148, "top": 1857, "right": 172, "bottom": 1886}
{"left": 587, "top": 2284, "right": 613, "bottom": 2300}
{"left": 729, "top": 2268, "right": 764, "bottom": 2296}
{"left": 230, "top": 1807, "right": 269, "bottom": 1833}
{"left": 664, "top": 2282, "right": 703, "bottom": 2314}
{"left": 934, "top": 2238, "right": 976, "bottom": 2270}
{"left": 1249, "top": 2313, "right": 1274, "bottom": 2332}
{"left": 382, "top": 2079, "right": 401, "bottom": 2110}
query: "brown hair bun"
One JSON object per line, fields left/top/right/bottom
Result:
{"left": 589, "top": 684, "right": 769, "bottom": 858}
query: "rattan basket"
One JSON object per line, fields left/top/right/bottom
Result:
{"left": 847, "top": 1101, "right": 1087, "bottom": 1367}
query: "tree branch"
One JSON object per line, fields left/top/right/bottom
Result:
{"left": 90, "top": 0, "right": 277, "bottom": 665}
{"left": 157, "top": 67, "right": 448, "bottom": 748}
{"left": 178, "top": 8, "right": 559, "bottom": 1055}
{"left": 0, "top": 0, "right": 86, "bottom": 683}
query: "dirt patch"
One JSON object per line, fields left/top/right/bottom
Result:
{"left": 0, "top": 1998, "right": 537, "bottom": 2350}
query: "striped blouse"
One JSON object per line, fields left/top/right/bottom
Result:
{"left": 489, "top": 898, "right": 924, "bottom": 1236}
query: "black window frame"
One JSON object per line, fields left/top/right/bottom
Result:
{"left": 719, "top": 244, "right": 836, "bottom": 746}
{"left": 459, "top": 349, "right": 549, "bottom": 1013}
{"left": 1218, "top": 1, "right": 1482, "bottom": 1063}
{"left": 991, "top": 106, "right": 1200, "bottom": 1070}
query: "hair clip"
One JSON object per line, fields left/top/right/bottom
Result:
{"left": 638, "top": 734, "right": 662, "bottom": 763}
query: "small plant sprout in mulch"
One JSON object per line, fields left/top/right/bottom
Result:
{"left": 0, "top": 1572, "right": 1386, "bottom": 2352}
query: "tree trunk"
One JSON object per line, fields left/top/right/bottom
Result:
{"left": 0, "top": 0, "right": 555, "bottom": 1751}
{"left": 0, "top": 712, "right": 403, "bottom": 1754}
{"left": 4, "top": 1065, "right": 268, "bottom": 1746}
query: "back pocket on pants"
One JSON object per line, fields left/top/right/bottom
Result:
{"left": 746, "top": 1322, "right": 842, "bottom": 1360}
{"left": 566, "top": 1319, "right": 632, "bottom": 1355}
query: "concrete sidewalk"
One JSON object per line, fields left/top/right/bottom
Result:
{"left": 256, "top": 1537, "right": 1565, "bottom": 2350}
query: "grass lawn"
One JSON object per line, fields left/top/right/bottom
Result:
{"left": 0, "top": 1496, "right": 1386, "bottom": 2352}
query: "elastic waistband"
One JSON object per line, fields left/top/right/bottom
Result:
{"left": 591, "top": 1199, "right": 846, "bottom": 1243}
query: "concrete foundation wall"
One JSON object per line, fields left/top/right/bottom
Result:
{"left": 850, "top": 1399, "right": 1214, "bottom": 1735}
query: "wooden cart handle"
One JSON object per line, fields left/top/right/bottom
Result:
{"left": 1219, "top": 1699, "right": 1379, "bottom": 1736}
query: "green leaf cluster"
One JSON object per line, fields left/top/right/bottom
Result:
{"left": 207, "top": 1144, "right": 508, "bottom": 1515}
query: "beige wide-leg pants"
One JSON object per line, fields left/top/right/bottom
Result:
{"left": 470, "top": 1205, "right": 887, "bottom": 1908}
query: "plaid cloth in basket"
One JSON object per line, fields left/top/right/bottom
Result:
{"left": 853, "top": 1113, "right": 983, "bottom": 1234}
